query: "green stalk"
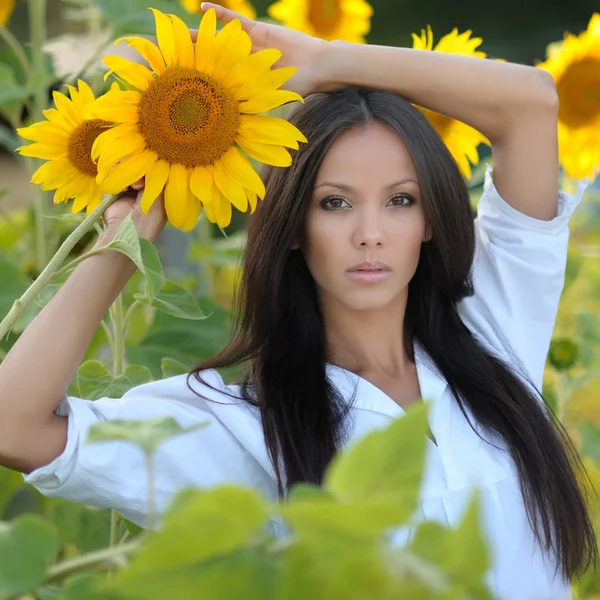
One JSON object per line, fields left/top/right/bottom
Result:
{"left": 0, "top": 25, "right": 32, "bottom": 80}
{"left": 28, "top": 0, "right": 49, "bottom": 274}
{"left": 0, "top": 194, "right": 117, "bottom": 341}
{"left": 111, "top": 293, "right": 125, "bottom": 377}
{"left": 46, "top": 538, "right": 142, "bottom": 583}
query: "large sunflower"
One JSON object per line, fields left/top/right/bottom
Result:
{"left": 16, "top": 79, "right": 114, "bottom": 214}
{"left": 0, "top": 0, "right": 14, "bottom": 26}
{"left": 537, "top": 13, "right": 600, "bottom": 182}
{"left": 90, "top": 8, "right": 306, "bottom": 231}
{"left": 412, "top": 25, "right": 490, "bottom": 180}
{"left": 181, "top": 0, "right": 256, "bottom": 20}
{"left": 267, "top": 0, "right": 373, "bottom": 44}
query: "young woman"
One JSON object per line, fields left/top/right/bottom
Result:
{"left": 0, "top": 3, "right": 596, "bottom": 598}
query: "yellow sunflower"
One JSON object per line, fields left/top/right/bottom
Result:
{"left": 181, "top": 0, "right": 256, "bottom": 20}
{"left": 267, "top": 0, "right": 373, "bottom": 44}
{"left": 0, "top": 0, "right": 14, "bottom": 27}
{"left": 537, "top": 13, "right": 600, "bottom": 182}
{"left": 412, "top": 25, "right": 490, "bottom": 180}
{"left": 16, "top": 79, "right": 114, "bottom": 214}
{"left": 90, "top": 8, "right": 307, "bottom": 231}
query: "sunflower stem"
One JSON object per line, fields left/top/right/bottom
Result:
{"left": 0, "top": 194, "right": 118, "bottom": 342}
{"left": 0, "top": 25, "right": 32, "bottom": 81}
{"left": 110, "top": 293, "right": 125, "bottom": 377}
{"left": 28, "top": 0, "right": 49, "bottom": 275}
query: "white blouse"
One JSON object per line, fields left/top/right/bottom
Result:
{"left": 24, "top": 165, "right": 587, "bottom": 600}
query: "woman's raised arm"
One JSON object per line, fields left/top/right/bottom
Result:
{"left": 200, "top": 2, "right": 560, "bottom": 221}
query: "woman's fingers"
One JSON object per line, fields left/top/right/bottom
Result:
{"left": 130, "top": 178, "right": 145, "bottom": 190}
{"left": 193, "top": 2, "right": 260, "bottom": 38}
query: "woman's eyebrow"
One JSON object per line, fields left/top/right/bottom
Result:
{"left": 314, "top": 178, "right": 418, "bottom": 191}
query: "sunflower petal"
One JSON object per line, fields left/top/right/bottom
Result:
{"left": 213, "top": 28, "right": 252, "bottom": 80}
{"left": 141, "top": 159, "right": 170, "bottom": 214}
{"left": 97, "top": 133, "right": 147, "bottom": 180}
{"left": 246, "top": 190, "right": 257, "bottom": 214}
{"left": 164, "top": 163, "right": 190, "bottom": 229}
{"left": 17, "top": 143, "right": 68, "bottom": 160}
{"left": 103, "top": 56, "right": 154, "bottom": 91}
{"left": 221, "top": 146, "right": 265, "bottom": 198}
{"left": 72, "top": 188, "right": 94, "bottom": 214}
{"left": 169, "top": 13, "right": 194, "bottom": 69}
{"left": 208, "top": 19, "right": 243, "bottom": 77}
{"left": 239, "top": 115, "right": 307, "bottom": 149}
{"left": 99, "top": 149, "right": 158, "bottom": 194}
{"left": 85, "top": 189, "right": 106, "bottom": 215}
{"left": 90, "top": 100, "right": 140, "bottom": 124}
{"left": 182, "top": 188, "right": 202, "bottom": 232}
{"left": 91, "top": 124, "right": 138, "bottom": 161}
{"left": 195, "top": 7, "right": 217, "bottom": 72}
{"left": 43, "top": 108, "right": 75, "bottom": 131}
{"left": 52, "top": 91, "right": 82, "bottom": 126}
{"left": 31, "top": 159, "right": 70, "bottom": 186}
{"left": 223, "top": 49, "right": 283, "bottom": 89}
{"left": 239, "top": 90, "right": 303, "bottom": 114}
{"left": 236, "top": 136, "right": 292, "bottom": 167}
{"left": 151, "top": 8, "right": 177, "bottom": 68}
{"left": 214, "top": 158, "right": 248, "bottom": 213}
{"left": 189, "top": 165, "right": 214, "bottom": 204}
{"left": 17, "top": 121, "right": 69, "bottom": 143}
{"left": 115, "top": 36, "right": 166, "bottom": 75}
{"left": 214, "top": 185, "right": 232, "bottom": 228}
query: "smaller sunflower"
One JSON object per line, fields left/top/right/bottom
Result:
{"left": 0, "top": 0, "right": 14, "bottom": 27}
{"left": 412, "top": 25, "right": 490, "bottom": 180}
{"left": 267, "top": 0, "right": 373, "bottom": 44}
{"left": 181, "top": 0, "right": 256, "bottom": 20}
{"left": 16, "top": 79, "right": 115, "bottom": 214}
{"left": 537, "top": 13, "right": 600, "bottom": 182}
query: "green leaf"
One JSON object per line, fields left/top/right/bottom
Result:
{"left": 0, "top": 126, "right": 19, "bottom": 152}
{"left": 50, "top": 501, "right": 111, "bottom": 553}
{"left": 0, "top": 466, "right": 26, "bottom": 517}
{"left": 325, "top": 401, "right": 428, "bottom": 519}
{"left": 123, "top": 364, "right": 153, "bottom": 388}
{"left": 161, "top": 357, "right": 190, "bottom": 379}
{"left": 105, "top": 215, "right": 144, "bottom": 272}
{"left": 139, "top": 238, "right": 164, "bottom": 302}
{"left": 0, "top": 515, "right": 58, "bottom": 599}
{"left": 136, "top": 280, "right": 207, "bottom": 320}
{"left": 104, "top": 487, "right": 272, "bottom": 599}
{"left": 0, "top": 63, "right": 29, "bottom": 107}
{"left": 76, "top": 360, "right": 137, "bottom": 400}
{"left": 86, "top": 416, "right": 209, "bottom": 456}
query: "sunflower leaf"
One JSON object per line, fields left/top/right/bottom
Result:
{"left": 105, "top": 214, "right": 144, "bottom": 273}
{"left": 134, "top": 280, "right": 206, "bottom": 321}
{"left": 139, "top": 238, "right": 164, "bottom": 302}
{"left": 77, "top": 360, "right": 153, "bottom": 400}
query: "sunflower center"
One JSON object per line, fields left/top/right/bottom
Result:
{"left": 557, "top": 58, "right": 600, "bottom": 129}
{"left": 68, "top": 119, "right": 112, "bottom": 177}
{"left": 138, "top": 68, "right": 240, "bottom": 168}
{"left": 308, "top": 0, "right": 340, "bottom": 37}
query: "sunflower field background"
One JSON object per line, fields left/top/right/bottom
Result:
{"left": 0, "top": 0, "right": 599, "bottom": 598}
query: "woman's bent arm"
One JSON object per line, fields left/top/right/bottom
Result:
{"left": 0, "top": 249, "right": 136, "bottom": 473}
{"left": 320, "top": 41, "right": 560, "bottom": 220}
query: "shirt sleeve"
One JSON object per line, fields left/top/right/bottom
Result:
{"left": 22, "top": 370, "right": 277, "bottom": 529}
{"left": 457, "top": 164, "right": 587, "bottom": 390}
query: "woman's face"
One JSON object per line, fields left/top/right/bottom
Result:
{"left": 300, "top": 122, "right": 430, "bottom": 313}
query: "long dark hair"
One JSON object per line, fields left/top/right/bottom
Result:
{"left": 188, "top": 87, "right": 597, "bottom": 580}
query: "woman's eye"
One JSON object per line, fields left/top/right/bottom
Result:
{"left": 387, "top": 193, "right": 415, "bottom": 207}
{"left": 321, "top": 196, "right": 350, "bottom": 210}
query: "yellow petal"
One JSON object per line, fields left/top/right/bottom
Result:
{"left": 189, "top": 165, "right": 214, "bottom": 204}
{"left": 209, "top": 19, "right": 244, "bottom": 77}
{"left": 85, "top": 188, "right": 105, "bottom": 215}
{"left": 99, "top": 149, "right": 158, "bottom": 193}
{"left": 214, "top": 185, "right": 232, "bottom": 228}
{"left": 239, "top": 115, "right": 307, "bottom": 149}
{"left": 52, "top": 91, "right": 82, "bottom": 127}
{"left": 246, "top": 190, "right": 258, "bottom": 214}
{"left": 102, "top": 56, "right": 153, "bottom": 91}
{"left": 17, "top": 143, "right": 68, "bottom": 160}
{"left": 91, "top": 100, "right": 140, "bottom": 124}
{"left": 236, "top": 136, "right": 292, "bottom": 167}
{"left": 239, "top": 90, "right": 303, "bottom": 114}
{"left": 201, "top": 192, "right": 218, "bottom": 224}
{"left": 195, "top": 7, "right": 217, "bottom": 72}
{"left": 31, "top": 159, "right": 70, "bottom": 186}
{"left": 164, "top": 163, "right": 190, "bottom": 229}
{"left": 214, "top": 158, "right": 248, "bottom": 213}
{"left": 91, "top": 124, "right": 139, "bottom": 161}
{"left": 42, "top": 108, "right": 75, "bottom": 131}
{"left": 71, "top": 186, "right": 96, "bottom": 214}
{"left": 150, "top": 8, "right": 177, "bottom": 68}
{"left": 115, "top": 36, "right": 166, "bottom": 75}
{"left": 141, "top": 159, "right": 170, "bottom": 214}
{"left": 169, "top": 13, "right": 194, "bottom": 68}
{"left": 182, "top": 188, "right": 202, "bottom": 232}
{"left": 223, "top": 49, "right": 283, "bottom": 89}
{"left": 213, "top": 28, "right": 252, "bottom": 80}
{"left": 97, "top": 133, "right": 147, "bottom": 180}
{"left": 55, "top": 170, "right": 87, "bottom": 199}
{"left": 220, "top": 146, "right": 265, "bottom": 198}
{"left": 17, "top": 121, "right": 69, "bottom": 143}
{"left": 76, "top": 79, "right": 95, "bottom": 105}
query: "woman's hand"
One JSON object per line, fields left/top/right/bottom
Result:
{"left": 94, "top": 179, "right": 167, "bottom": 248}
{"left": 193, "top": 2, "right": 333, "bottom": 97}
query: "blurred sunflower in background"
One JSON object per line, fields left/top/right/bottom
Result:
{"left": 267, "top": 0, "right": 373, "bottom": 44}
{"left": 0, "top": 0, "right": 14, "bottom": 26}
{"left": 537, "top": 13, "right": 600, "bottom": 182}
{"left": 90, "top": 7, "right": 307, "bottom": 231}
{"left": 180, "top": 0, "right": 256, "bottom": 20}
{"left": 16, "top": 79, "right": 115, "bottom": 214}
{"left": 412, "top": 25, "right": 490, "bottom": 180}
